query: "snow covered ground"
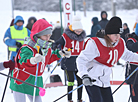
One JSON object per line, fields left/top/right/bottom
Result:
{"left": 0, "top": 1, "right": 138, "bottom": 102}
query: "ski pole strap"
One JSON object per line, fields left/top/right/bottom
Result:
{"left": 53, "top": 84, "right": 83, "bottom": 102}
{"left": 112, "top": 67, "right": 138, "bottom": 95}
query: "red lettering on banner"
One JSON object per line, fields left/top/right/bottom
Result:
{"left": 65, "top": 3, "right": 70, "bottom": 10}
{"left": 66, "top": 13, "right": 70, "bottom": 20}
{"left": 67, "top": 23, "right": 70, "bottom": 26}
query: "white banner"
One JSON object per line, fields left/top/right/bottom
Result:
{"left": 63, "top": 0, "right": 73, "bottom": 28}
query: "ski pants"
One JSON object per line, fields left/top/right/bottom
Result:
{"left": 13, "top": 91, "right": 42, "bottom": 102}
{"left": 65, "top": 70, "right": 83, "bottom": 101}
{"left": 129, "top": 84, "right": 138, "bottom": 102}
{"left": 85, "top": 85, "right": 113, "bottom": 102}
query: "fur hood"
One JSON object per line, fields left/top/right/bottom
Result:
{"left": 64, "top": 27, "right": 86, "bottom": 41}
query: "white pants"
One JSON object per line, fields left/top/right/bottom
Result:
{"left": 13, "top": 91, "right": 42, "bottom": 102}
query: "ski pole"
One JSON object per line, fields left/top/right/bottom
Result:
{"left": 43, "top": 47, "right": 73, "bottom": 88}
{"left": 1, "top": 57, "right": 15, "bottom": 102}
{"left": 53, "top": 84, "right": 83, "bottom": 102}
{"left": 1, "top": 70, "right": 12, "bottom": 102}
{"left": 112, "top": 67, "right": 138, "bottom": 95}
{"left": 43, "top": 57, "right": 63, "bottom": 88}
{"left": 0, "top": 71, "right": 40, "bottom": 89}
{"left": 0, "top": 71, "right": 46, "bottom": 96}
{"left": 33, "top": 46, "right": 40, "bottom": 102}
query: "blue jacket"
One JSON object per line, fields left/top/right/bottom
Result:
{"left": 135, "top": 23, "right": 138, "bottom": 36}
{"left": 87, "top": 17, "right": 101, "bottom": 37}
{"left": 3, "top": 16, "right": 31, "bottom": 60}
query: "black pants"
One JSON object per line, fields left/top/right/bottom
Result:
{"left": 85, "top": 85, "right": 113, "bottom": 102}
{"left": 129, "top": 84, "right": 138, "bottom": 102}
{"left": 65, "top": 70, "right": 83, "bottom": 100}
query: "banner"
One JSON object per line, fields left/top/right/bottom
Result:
{"left": 63, "top": 0, "right": 73, "bottom": 28}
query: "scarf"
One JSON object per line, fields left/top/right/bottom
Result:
{"left": 24, "top": 36, "right": 52, "bottom": 56}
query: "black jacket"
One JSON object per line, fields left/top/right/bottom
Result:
{"left": 125, "top": 33, "right": 138, "bottom": 84}
{"left": 98, "top": 11, "right": 109, "bottom": 29}
{"left": 87, "top": 17, "right": 101, "bottom": 37}
{"left": 121, "top": 28, "right": 130, "bottom": 42}
{"left": 50, "top": 27, "right": 62, "bottom": 42}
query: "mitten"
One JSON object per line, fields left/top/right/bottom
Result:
{"left": 30, "top": 53, "right": 45, "bottom": 64}
{"left": 58, "top": 47, "right": 71, "bottom": 58}
{"left": 3, "top": 60, "right": 15, "bottom": 71}
{"left": 82, "top": 74, "right": 96, "bottom": 86}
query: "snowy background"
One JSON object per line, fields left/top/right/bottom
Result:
{"left": 0, "top": 0, "right": 138, "bottom": 102}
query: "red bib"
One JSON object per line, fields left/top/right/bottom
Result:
{"left": 62, "top": 33, "right": 84, "bottom": 56}
{"left": 13, "top": 44, "right": 51, "bottom": 84}
{"left": 85, "top": 37, "right": 125, "bottom": 67}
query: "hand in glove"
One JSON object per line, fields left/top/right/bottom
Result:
{"left": 16, "top": 42, "right": 22, "bottom": 48}
{"left": 3, "top": 60, "right": 15, "bottom": 71}
{"left": 82, "top": 75, "right": 96, "bottom": 86}
{"left": 59, "top": 47, "right": 71, "bottom": 58}
{"left": 51, "top": 43, "right": 61, "bottom": 51}
{"left": 30, "top": 53, "right": 45, "bottom": 64}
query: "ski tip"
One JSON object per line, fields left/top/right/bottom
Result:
{"left": 39, "top": 87, "right": 46, "bottom": 96}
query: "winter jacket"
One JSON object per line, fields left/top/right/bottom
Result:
{"left": 135, "top": 23, "right": 138, "bottom": 36}
{"left": 54, "top": 26, "right": 86, "bottom": 71}
{"left": 10, "top": 19, "right": 60, "bottom": 96}
{"left": 121, "top": 28, "right": 130, "bottom": 42}
{"left": 76, "top": 37, "right": 138, "bottom": 87}
{"left": 3, "top": 16, "right": 31, "bottom": 60}
{"left": 50, "top": 27, "right": 63, "bottom": 42}
{"left": 26, "top": 17, "right": 37, "bottom": 31}
{"left": 87, "top": 17, "right": 101, "bottom": 37}
{"left": 98, "top": 11, "right": 109, "bottom": 29}
{"left": 125, "top": 33, "right": 138, "bottom": 84}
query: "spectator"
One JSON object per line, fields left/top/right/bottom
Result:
{"left": 121, "top": 23, "right": 130, "bottom": 42}
{"left": 3, "top": 15, "right": 31, "bottom": 60}
{"left": 26, "top": 16, "right": 37, "bottom": 31}
{"left": 99, "top": 11, "right": 109, "bottom": 29}
{"left": 87, "top": 17, "right": 101, "bottom": 37}
{"left": 135, "top": 23, "right": 138, "bottom": 36}
{"left": 133, "top": 15, "right": 138, "bottom": 31}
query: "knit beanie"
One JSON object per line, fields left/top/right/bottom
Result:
{"left": 105, "top": 16, "right": 123, "bottom": 35}
{"left": 36, "top": 28, "right": 52, "bottom": 37}
{"left": 72, "top": 16, "right": 83, "bottom": 30}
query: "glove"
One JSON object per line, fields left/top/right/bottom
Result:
{"left": 82, "top": 75, "right": 96, "bottom": 86}
{"left": 59, "top": 47, "right": 71, "bottom": 58}
{"left": 16, "top": 42, "right": 22, "bottom": 48}
{"left": 51, "top": 43, "right": 61, "bottom": 51}
{"left": 3, "top": 60, "right": 15, "bottom": 71}
{"left": 30, "top": 53, "right": 45, "bottom": 64}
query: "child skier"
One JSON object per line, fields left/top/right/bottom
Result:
{"left": 76, "top": 16, "right": 138, "bottom": 102}
{"left": 9, "top": 19, "right": 71, "bottom": 102}
{"left": 52, "top": 16, "right": 86, "bottom": 102}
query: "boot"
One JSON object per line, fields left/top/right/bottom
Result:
{"left": 68, "top": 100, "right": 73, "bottom": 102}
{"left": 77, "top": 99, "right": 83, "bottom": 102}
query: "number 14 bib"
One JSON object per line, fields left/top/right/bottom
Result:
{"left": 62, "top": 34, "right": 84, "bottom": 56}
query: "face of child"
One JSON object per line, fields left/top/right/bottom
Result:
{"left": 74, "top": 29, "right": 83, "bottom": 35}
{"left": 39, "top": 34, "right": 51, "bottom": 41}
{"left": 107, "top": 34, "right": 120, "bottom": 43}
